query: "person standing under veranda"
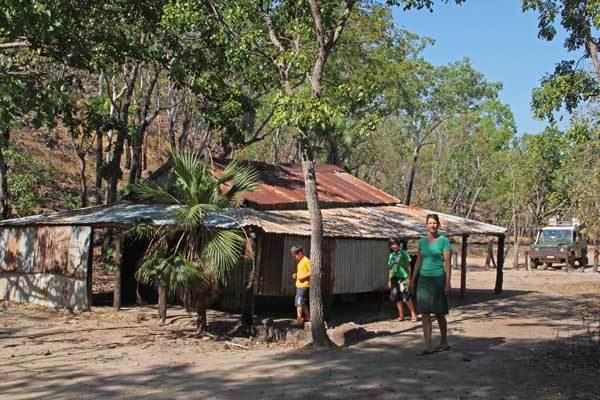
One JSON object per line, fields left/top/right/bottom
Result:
{"left": 291, "top": 246, "right": 310, "bottom": 325}
{"left": 409, "top": 213, "right": 452, "bottom": 355}
{"left": 388, "top": 238, "right": 417, "bottom": 322}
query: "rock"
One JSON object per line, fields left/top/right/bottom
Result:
{"left": 329, "top": 322, "right": 368, "bottom": 347}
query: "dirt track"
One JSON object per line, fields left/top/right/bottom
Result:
{"left": 1, "top": 268, "right": 599, "bottom": 400}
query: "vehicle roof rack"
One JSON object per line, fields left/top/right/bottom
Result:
{"left": 548, "top": 217, "right": 580, "bottom": 227}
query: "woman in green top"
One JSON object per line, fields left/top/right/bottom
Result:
{"left": 387, "top": 238, "right": 417, "bottom": 322}
{"left": 409, "top": 213, "right": 452, "bottom": 355}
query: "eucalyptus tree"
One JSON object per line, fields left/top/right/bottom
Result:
{"left": 524, "top": 0, "right": 600, "bottom": 270}
{"left": 380, "top": 58, "right": 501, "bottom": 205}
{"left": 524, "top": 0, "right": 600, "bottom": 121}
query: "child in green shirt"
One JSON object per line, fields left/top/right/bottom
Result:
{"left": 388, "top": 238, "right": 417, "bottom": 322}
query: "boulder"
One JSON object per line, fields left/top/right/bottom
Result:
{"left": 329, "top": 322, "right": 368, "bottom": 347}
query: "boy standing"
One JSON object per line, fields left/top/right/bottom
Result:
{"left": 291, "top": 246, "right": 310, "bottom": 325}
{"left": 388, "top": 238, "right": 418, "bottom": 322}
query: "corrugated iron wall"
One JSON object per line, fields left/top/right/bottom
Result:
{"left": 255, "top": 235, "right": 390, "bottom": 297}
{"left": 0, "top": 226, "right": 91, "bottom": 308}
{"left": 329, "top": 239, "right": 389, "bottom": 294}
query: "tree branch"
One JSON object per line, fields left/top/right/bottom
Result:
{"left": 0, "top": 41, "right": 29, "bottom": 50}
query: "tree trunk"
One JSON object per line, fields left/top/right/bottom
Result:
{"left": 513, "top": 214, "right": 519, "bottom": 270}
{"left": 465, "top": 184, "right": 484, "bottom": 219}
{"left": 405, "top": 144, "right": 420, "bottom": 206}
{"left": 241, "top": 235, "right": 256, "bottom": 326}
{"left": 593, "top": 231, "right": 598, "bottom": 273}
{"left": 77, "top": 150, "right": 88, "bottom": 208}
{"left": 0, "top": 128, "right": 10, "bottom": 219}
{"left": 128, "top": 137, "right": 143, "bottom": 186}
{"left": 167, "top": 81, "right": 177, "bottom": 149}
{"left": 124, "top": 139, "right": 132, "bottom": 170}
{"left": 196, "top": 307, "right": 207, "bottom": 334}
{"left": 301, "top": 141, "right": 333, "bottom": 348}
{"left": 273, "top": 127, "right": 281, "bottom": 163}
{"left": 95, "top": 130, "right": 103, "bottom": 205}
{"left": 158, "top": 283, "right": 168, "bottom": 323}
{"left": 113, "top": 236, "right": 122, "bottom": 311}
{"left": 106, "top": 65, "right": 138, "bottom": 204}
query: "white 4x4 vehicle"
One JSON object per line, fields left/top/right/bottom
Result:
{"left": 529, "top": 219, "right": 588, "bottom": 269}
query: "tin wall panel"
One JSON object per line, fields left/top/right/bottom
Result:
{"left": 34, "top": 226, "right": 71, "bottom": 274}
{"left": 0, "top": 227, "right": 36, "bottom": 273}
{"left": 67, "top": 226, "right": 91, "bottom": 278}
{"left": 0, "top": 272, "right": 87, "bottom": 308}
{"left": 331, "top": 239, "right": 389, "bottom": 294}
{"left": 255, "top": 234, "right": 285, "bottom": 296}
{"left": 0, "top": 226, "right": 91, "bottom": 309}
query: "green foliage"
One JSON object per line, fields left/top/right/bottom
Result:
{"left": 128, "top": 149, "right": 260, "bottom": 301}
{"left": 531, "top": 61, "right": 600, "bottom": 121}
{"left": 524, "top": 0, "right": 600, "bottom": 121}
{"left": 4, "top": 145, "right": 53, "bottom": 216}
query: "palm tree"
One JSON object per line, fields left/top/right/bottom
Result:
{"left": 128, "top": 149, "right": 260, "bottom": 333}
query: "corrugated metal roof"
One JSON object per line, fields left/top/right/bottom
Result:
{"left": 255, "top": 205, "right": 506, "bottom": 239}
{"left": 149, "top": 159, "right": 400, "bottom": 209}
{"left": 0, "top": 204, "right": 259, "bottom": 230}
{"left": 0, "top": 203, "right": 506, "bottom": 238}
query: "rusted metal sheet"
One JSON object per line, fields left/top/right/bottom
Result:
{"left": 255, "top": 234, "right": 285, "bottom": 296}
{"left": 0, "top": 227, "right": 35, "bottom": 273}
{"left": 228, "top": 162, "right": 399, "bottom": 209}
{"left": 257, "top": 205, "right": 506, "bottom": 239}
{"left": 0, "top": 226, "right": 91, "bottom": 308}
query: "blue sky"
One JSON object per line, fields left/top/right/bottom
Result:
{"left": 392, "top": 0, "right": 577, "bottom": 135}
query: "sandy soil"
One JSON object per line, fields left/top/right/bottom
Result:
{"left": 1, "top": 268, "right": 599, "bottom": 400}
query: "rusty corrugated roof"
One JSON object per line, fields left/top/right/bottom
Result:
{"left": 0, "top": 203, "right": 506, "bottom": 238}
{"left": 158, "top": 159, "right": 400, "bottom": 209}
{"left": 255, "top": 205, "right": 506, "bottom": 239}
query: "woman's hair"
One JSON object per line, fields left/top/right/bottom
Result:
{"left": 388, "top": 238, "right": 400, "bottom": 247}
{"left": 426, "top": 213, "right": 440, "bottom": 224}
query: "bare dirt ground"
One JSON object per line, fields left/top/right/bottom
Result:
{"left": 2, "top": 266, "right": 600, "bottom": 400}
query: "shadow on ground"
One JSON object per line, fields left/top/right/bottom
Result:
{"left": 1, "top": 333, "right": 597, "bottom": 400}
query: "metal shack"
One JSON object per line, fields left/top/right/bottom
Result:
{"left": 0, "top": 161, "right": 507, "bottom": 310}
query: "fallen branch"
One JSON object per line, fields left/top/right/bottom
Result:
{"left": 224, "top": 341, "right": 249, "bottom": 350}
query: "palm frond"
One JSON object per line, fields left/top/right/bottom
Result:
{"left": 135, "top": 253, "right": 207, "bottom": 294}
{"left": 201, "top": 230, "right": 246, "bottom": 284}
{"left": 216, "top": 160, "right": 241, "bottom": 186}
{"left": 167, "top": 203, "right": 218, "bottom": 229}
{"left": 133, "top": 180, "right": 181, "bottom": 205}
{"left": 224, "top": 165, "right": 261, "bottom": 204}
{"left": 121, "top": 219, "right": 160, "bottom": 241}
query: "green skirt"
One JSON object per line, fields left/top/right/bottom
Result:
{"left": 416, "top": 275, "right": 449, "bottom": 316}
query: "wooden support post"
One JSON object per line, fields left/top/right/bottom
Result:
{"left": 241, "top": 233, "right": 257, "bottom": 326}
{"left": 460, "top": 235, "right": 468, "bottom": 300}
{"left": 594, "top": 231, "right": 599, "bottom": 274}
{"left": 495, "top": 234, "right": 505, "bottom": 294}
{"left": 86, "top": 228, "right": 94, "bottom": 311}
{"left": 525, "top": 250, "right": 530, "bottom": 271}
{"left": 113, "top": 232, "right": 122, "bottom": 311}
